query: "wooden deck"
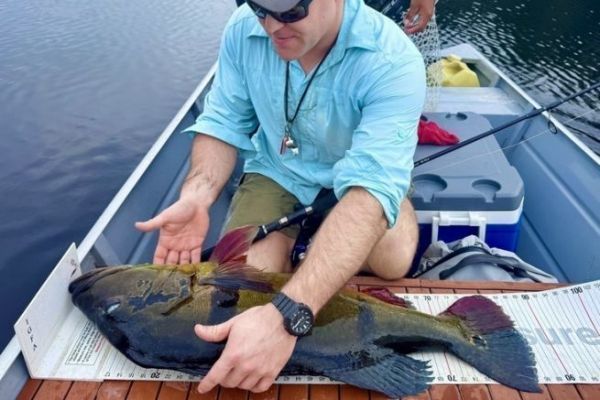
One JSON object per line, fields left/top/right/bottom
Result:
{"left": 17, "top": 278, "right": 600, "bottom": 400}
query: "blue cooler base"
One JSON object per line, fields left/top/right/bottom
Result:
{"left": 408, "top": 112, "right": 525, "bottom": 276}
{"left": 410, "top": 220, "right": 522, "bottom": 274}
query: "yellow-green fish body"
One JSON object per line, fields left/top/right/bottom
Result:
{"left": 69, "top": 227, "right": 540, "bottom": 398}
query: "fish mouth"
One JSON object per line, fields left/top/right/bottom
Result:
{"left": 69, "top": 266, "right": 129, "bottom": 298}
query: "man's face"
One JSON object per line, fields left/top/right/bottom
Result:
{"left": 258, "top": 0, "right": 340, "bottom": 61}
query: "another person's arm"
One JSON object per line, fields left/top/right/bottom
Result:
{"left": 404, "top": 0, "right": 435, "bottom": 34}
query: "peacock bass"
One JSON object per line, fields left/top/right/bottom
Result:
{"left": 69, "top": 226, "right": 540, "bottom": 398}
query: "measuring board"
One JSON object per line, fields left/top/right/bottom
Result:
{"left": 14, "top": 244, "right": 600, "bottom": 384}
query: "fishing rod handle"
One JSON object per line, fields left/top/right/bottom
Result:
{"left": 201, "top": 190, "right": 338, "bottom": 260}
{"left": 254, "top": 190, "right": 337, "bottom": 239}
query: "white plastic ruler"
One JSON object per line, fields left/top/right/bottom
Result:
{"left": 15, "top": 244, "right": 600, "bottom": 384}
{"left": 401, "top": 288, "right": 600, "bottom": 384}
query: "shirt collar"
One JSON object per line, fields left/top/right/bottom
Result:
{"left": 247, "top": 9, "right": 268, "bottom": 38}
{"left": 340, "top": 0, "right": 378, "bottom": 52}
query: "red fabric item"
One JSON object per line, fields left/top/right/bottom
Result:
{"left": 418, "top": 119, "right": 460, "bottom": 145}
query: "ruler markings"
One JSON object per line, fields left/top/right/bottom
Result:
{"left": 562, "top": 291, "right": 595, "bottom": 380}
{"left": 501, "top": 293, "right": 556, "bottom": 381}
{"left": 557, "top": 293, "right": 587, "bottom": 379}
{"left": 24, "top": 280, "right": 600, "bottom": 385}
{"left": 526, "top": 297, "right": 569, "bottom": 375}
{"left": 579, "top": 291, "right": 600, "bottom": 335}
{"left": 548, "top": 291, "right": 583, "bottom": 381}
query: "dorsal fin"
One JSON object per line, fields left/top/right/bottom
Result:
{"left": 209, "top": 226, "right": 257, "bottom": 266}
{"left": 198, "top": 264, "right": 273, "bottom": 293}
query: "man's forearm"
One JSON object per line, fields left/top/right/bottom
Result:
{"left": 181, "top": 134, "right": 238, "bottom": 207}
{"left": 281, "top": 188, "right": 388, "bottom": 312}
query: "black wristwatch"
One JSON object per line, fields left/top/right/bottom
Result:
{"left": 271, "top": 292, "right": 314, "bottom": 337}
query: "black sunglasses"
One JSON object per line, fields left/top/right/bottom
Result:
{"left": 246, "top": 0, "right": 313, "bottom": 24}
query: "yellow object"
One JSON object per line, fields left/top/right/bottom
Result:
{"left": 428, "top": 54, "right": 480, "bottom": 87}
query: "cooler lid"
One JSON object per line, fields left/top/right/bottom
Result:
{"left": 411, "top": 112, "right": 524, "bottom": 211}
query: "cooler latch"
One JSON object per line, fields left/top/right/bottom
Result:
{"left": 431, "top": 212, "right": 487, "bottom": 243}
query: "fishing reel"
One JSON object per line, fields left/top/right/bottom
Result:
{"left": 290, "top": 190, "right": 331, "bottom": 267}
{"left": 290, "top": 211, "right": 323, "bottom": 268}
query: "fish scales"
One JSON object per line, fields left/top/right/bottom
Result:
{"left": 69, "top": 226, "right": 540, "bottom": 398}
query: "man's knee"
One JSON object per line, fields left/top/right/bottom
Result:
{"left": 365, "top": 199, "right": 418, "bottom": 280}
{"left": 246, "top": 231, "right": 295, "bottom": 273}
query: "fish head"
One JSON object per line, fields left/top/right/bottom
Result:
{"left": 68, "top": 264, "right": 216, "bottom": 356}
{"left": 68, "top": 227, "right": 274, "bottom": 373}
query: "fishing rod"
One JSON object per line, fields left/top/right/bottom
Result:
{"left": 201, "top": 190, "right": 337, "bottom": 260}
{"left": 201, "top": 80, "right": 599, "bottom": 260}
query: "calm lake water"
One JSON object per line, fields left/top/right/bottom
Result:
{"left": 0, "top": 0, "right": 598, "bottom": 350}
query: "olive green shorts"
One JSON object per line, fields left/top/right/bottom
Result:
{"left": 222, "top": 173, "right": 416, "bottom": 239}
{"left": 223, "top": 173, "right": 302, "bottom": 239}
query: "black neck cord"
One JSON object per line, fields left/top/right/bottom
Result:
{"left": 284, "top": 40, "right": 338, "bottom": 125}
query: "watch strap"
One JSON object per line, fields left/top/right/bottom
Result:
{"left": 271, "top": 292, "right": 298, "bottom": 317}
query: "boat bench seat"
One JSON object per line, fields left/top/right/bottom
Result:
{"left": 434, "top": 87, "right": 524, "bottom": 115}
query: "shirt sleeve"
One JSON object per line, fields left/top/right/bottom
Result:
{"left": 181, "top": 18, "right": 258, "bottom": 153}
{"left": 333, "top": 54, "right": 426, "bottom": 227}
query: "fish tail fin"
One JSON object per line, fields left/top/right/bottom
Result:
{"left": 440, "top": 295, "right": 541, "bottom": 392}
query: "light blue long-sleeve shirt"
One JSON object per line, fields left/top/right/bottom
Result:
{"left": 183, "top": 0, "right": 425, "bottom": 226}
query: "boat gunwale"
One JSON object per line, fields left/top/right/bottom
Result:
{"left": 453, "top": 43, "right": 600, "bottom": 165}
{"left": 76, "top": 62, "right": 218, "bottom": 261}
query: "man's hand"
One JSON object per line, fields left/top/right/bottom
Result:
{"left": 135, "top": 197, "right": 209, "bottom": 264}
{"left": 195, "top": 304, "right": 297, "bottom": 394}
{"left": 404, "top": 0, "right": 435, "bottom": 34}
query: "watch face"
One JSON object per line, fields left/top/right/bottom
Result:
{"left": 288, "top": 306, "right": 314, "bottom": 336}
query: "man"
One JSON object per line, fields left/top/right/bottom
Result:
{"left": 136, "top": 0, "right": 427, "bottom": 394}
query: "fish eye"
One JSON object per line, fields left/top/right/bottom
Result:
{"left": 102, "top": 299, "right": 121, "bottom": 315}
{"left": 107, "top": 302, "right": 120, "bottom": 314}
